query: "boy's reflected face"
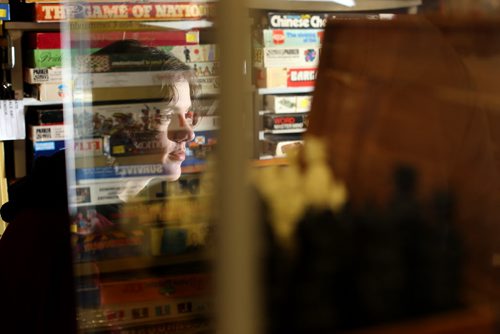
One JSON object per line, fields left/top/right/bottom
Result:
{"left": 158, "top": 80, "right": 195, "bottom": 181}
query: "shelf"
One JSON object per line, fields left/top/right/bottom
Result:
{"left": 259, "top": 110, "right": 310, "bottom": 115}
{"left": 262, "top": 128, "right": 307, "bottom": 134}
{"left": 181, "top": 164, "right": 206, "bottom": 174}
{"left": 74, "top": 250, "right": 210, "bottom": 276}
{"left": 78, "top": 313, "right": 213, "bottom": 333}
{"left": 253, "top": 156, "right": 289, "bottom": 167}
{"left": 22, "top": 98, "right": 63, "bottom": 106}
{"left": 258, "top": 87, "right": 314, "bottom": 95}
{"left": 4, "top": 21, "right": 60, "bottom": 31}
{"left": 247, "top": 0, "right": 421, "bottom": 11}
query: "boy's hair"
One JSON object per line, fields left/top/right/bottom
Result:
{"left": 93, "top": 39, "right": 202, "bottom": 113}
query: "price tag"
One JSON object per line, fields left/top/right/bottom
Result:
{"left": 0, "top": 100, "right": 25, "bottom": 141}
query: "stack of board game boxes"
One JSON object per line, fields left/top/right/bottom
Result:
{"left": 253, "top": 12, "right": 322, "bottom": 158}
{"left": 254, "top": 12, "right": 389, "bottom": 159}
{"left": 22, "top": 1, "right": 220, "bottom": 204}
{"left": 0, "top": 0, "right": 10, "bottom": 27}
{"left": 77, "top": 272, "right": 213, "bottom": 333}
{"left": 17, "top": 3, "right": 219, "bottom": 330}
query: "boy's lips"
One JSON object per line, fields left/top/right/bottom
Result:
{"left": 168, "top": 150, "right": 185, "bottom": 161}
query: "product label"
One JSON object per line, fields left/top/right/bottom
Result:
{"left": 32, "top": 68, "right": 49, "bottom": 81}
{"left": 28, "top": 44, "right": 218, "bottom": 68}
{"left": 34, "top": 141, "right": 56, "bottom": 151}
{"left": 268, "top": 13, "right": 329, "bottom": 29}
{"left": 75, "top": 164, "right": 167, "bottom": 181}
{"left": 287, "top": 68, "right": 317, "bottom": 87}
{"left": 264, "top": 114, "right": 308, "bottom": 130}
{"left": 255, "top": 47, "right": 320, "bottom": 68}
{"left": 36, "top": 2, "right": 216, "bottom": 22}
{"left": 25, "top": 67, "right": 64, "bottom": 84}
{"left": 262, "top": 29, "right": 324, "bottom": 47}
{"left": 29, "top": 124, "right": 68, "bottom": 142}
{"left": 75, "top": 138, "right": 103, "bottom": 156}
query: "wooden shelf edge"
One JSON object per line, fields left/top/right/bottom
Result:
{"left": 4, "top": 21, "right": 60, "bottom": 31}
{"left": 252, "top": 157, "right": 289, "bottom": 167}
{"left": 74, "top": 250, "right": 210, "bottom": 276}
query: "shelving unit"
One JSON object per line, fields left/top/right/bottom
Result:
{"left": 2, "top": 22, "right": 62, "bottom": 179}
{"left": 4, "top": 22, "right": 60, "bottom": 100}
{"left": 247, "top": 0, "right": 422, "bottom": 11}
{"left": 3, "top": 3, "right": 500, "bottom": 334}
{"left": 3, "top": 19, "right": 220, "bottom": 177}
{"left": 257, "top": 87, "right": 314, "bottom": 95}
{"left": 248, "top": 0, "right": 422, "bottom": 160}
{"left": 1, "top": 3, "right": 220, "bottom": 332}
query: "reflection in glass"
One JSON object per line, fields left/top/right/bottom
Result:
{"left": 64, "top": 13, "right": 218, "bottom": 333}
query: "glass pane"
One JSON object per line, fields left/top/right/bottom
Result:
{"left": 2, "top": 1, "right": 500, "bottom": 334}
{"left": 249, "top": 1, "right": 500, "bottom": 333}
{"left": 60, "top": 2, "right": 219, "bottom": 333}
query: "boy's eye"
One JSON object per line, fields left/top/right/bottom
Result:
{"left": 185, "top": 111, "right": 194, "bottom": 125}
{"left": 158, "top": 109, "right": 198, "bottom": 127}
{"left": 186, "top": 110, "right": 200, "bottom": 127}
{"left": 159, "top": 111, "right": 174, "bottom": 123}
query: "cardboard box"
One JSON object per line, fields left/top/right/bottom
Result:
{"left": 256, "top": 67, "right": 317, "bottom": 89}
{"left": 265, "top": 94, "right": 312, "bottom": 113}
{"left": 263, "top": 113, "right": 308, "bottom": 131}
{"left": 262, "top": 133, "right": 303, "bottom": 157}
{"left": 254, "top": 46, "right": 321, "bottom": 68}
{"left": 259, "top": 29, "right": 324, "bottom": 47}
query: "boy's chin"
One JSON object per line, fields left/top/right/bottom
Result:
{"left": 162, "top": 163, "right": 182, "bottom": 181}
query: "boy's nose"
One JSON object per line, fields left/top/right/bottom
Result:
{"left": 167, "top": 114, "right": 195, "bottom": 143}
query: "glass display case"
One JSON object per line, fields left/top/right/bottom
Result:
{"left": 1, "top": 1, "right": 500, "bottom": 333}
{"left": 60, "top": 3, "right": 219, "bottom": 333}
{"left": 251, "top": 2, "right": 500, "bottom": 334}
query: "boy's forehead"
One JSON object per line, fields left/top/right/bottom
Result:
{"left": 156, "top": 79, "right": 192, "bottom": 111}
{"left": 173, "top": 80, "right": 192, "bottom": 107}
{"left": 173, "top": 80, "right": 190, "bottom": 95}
